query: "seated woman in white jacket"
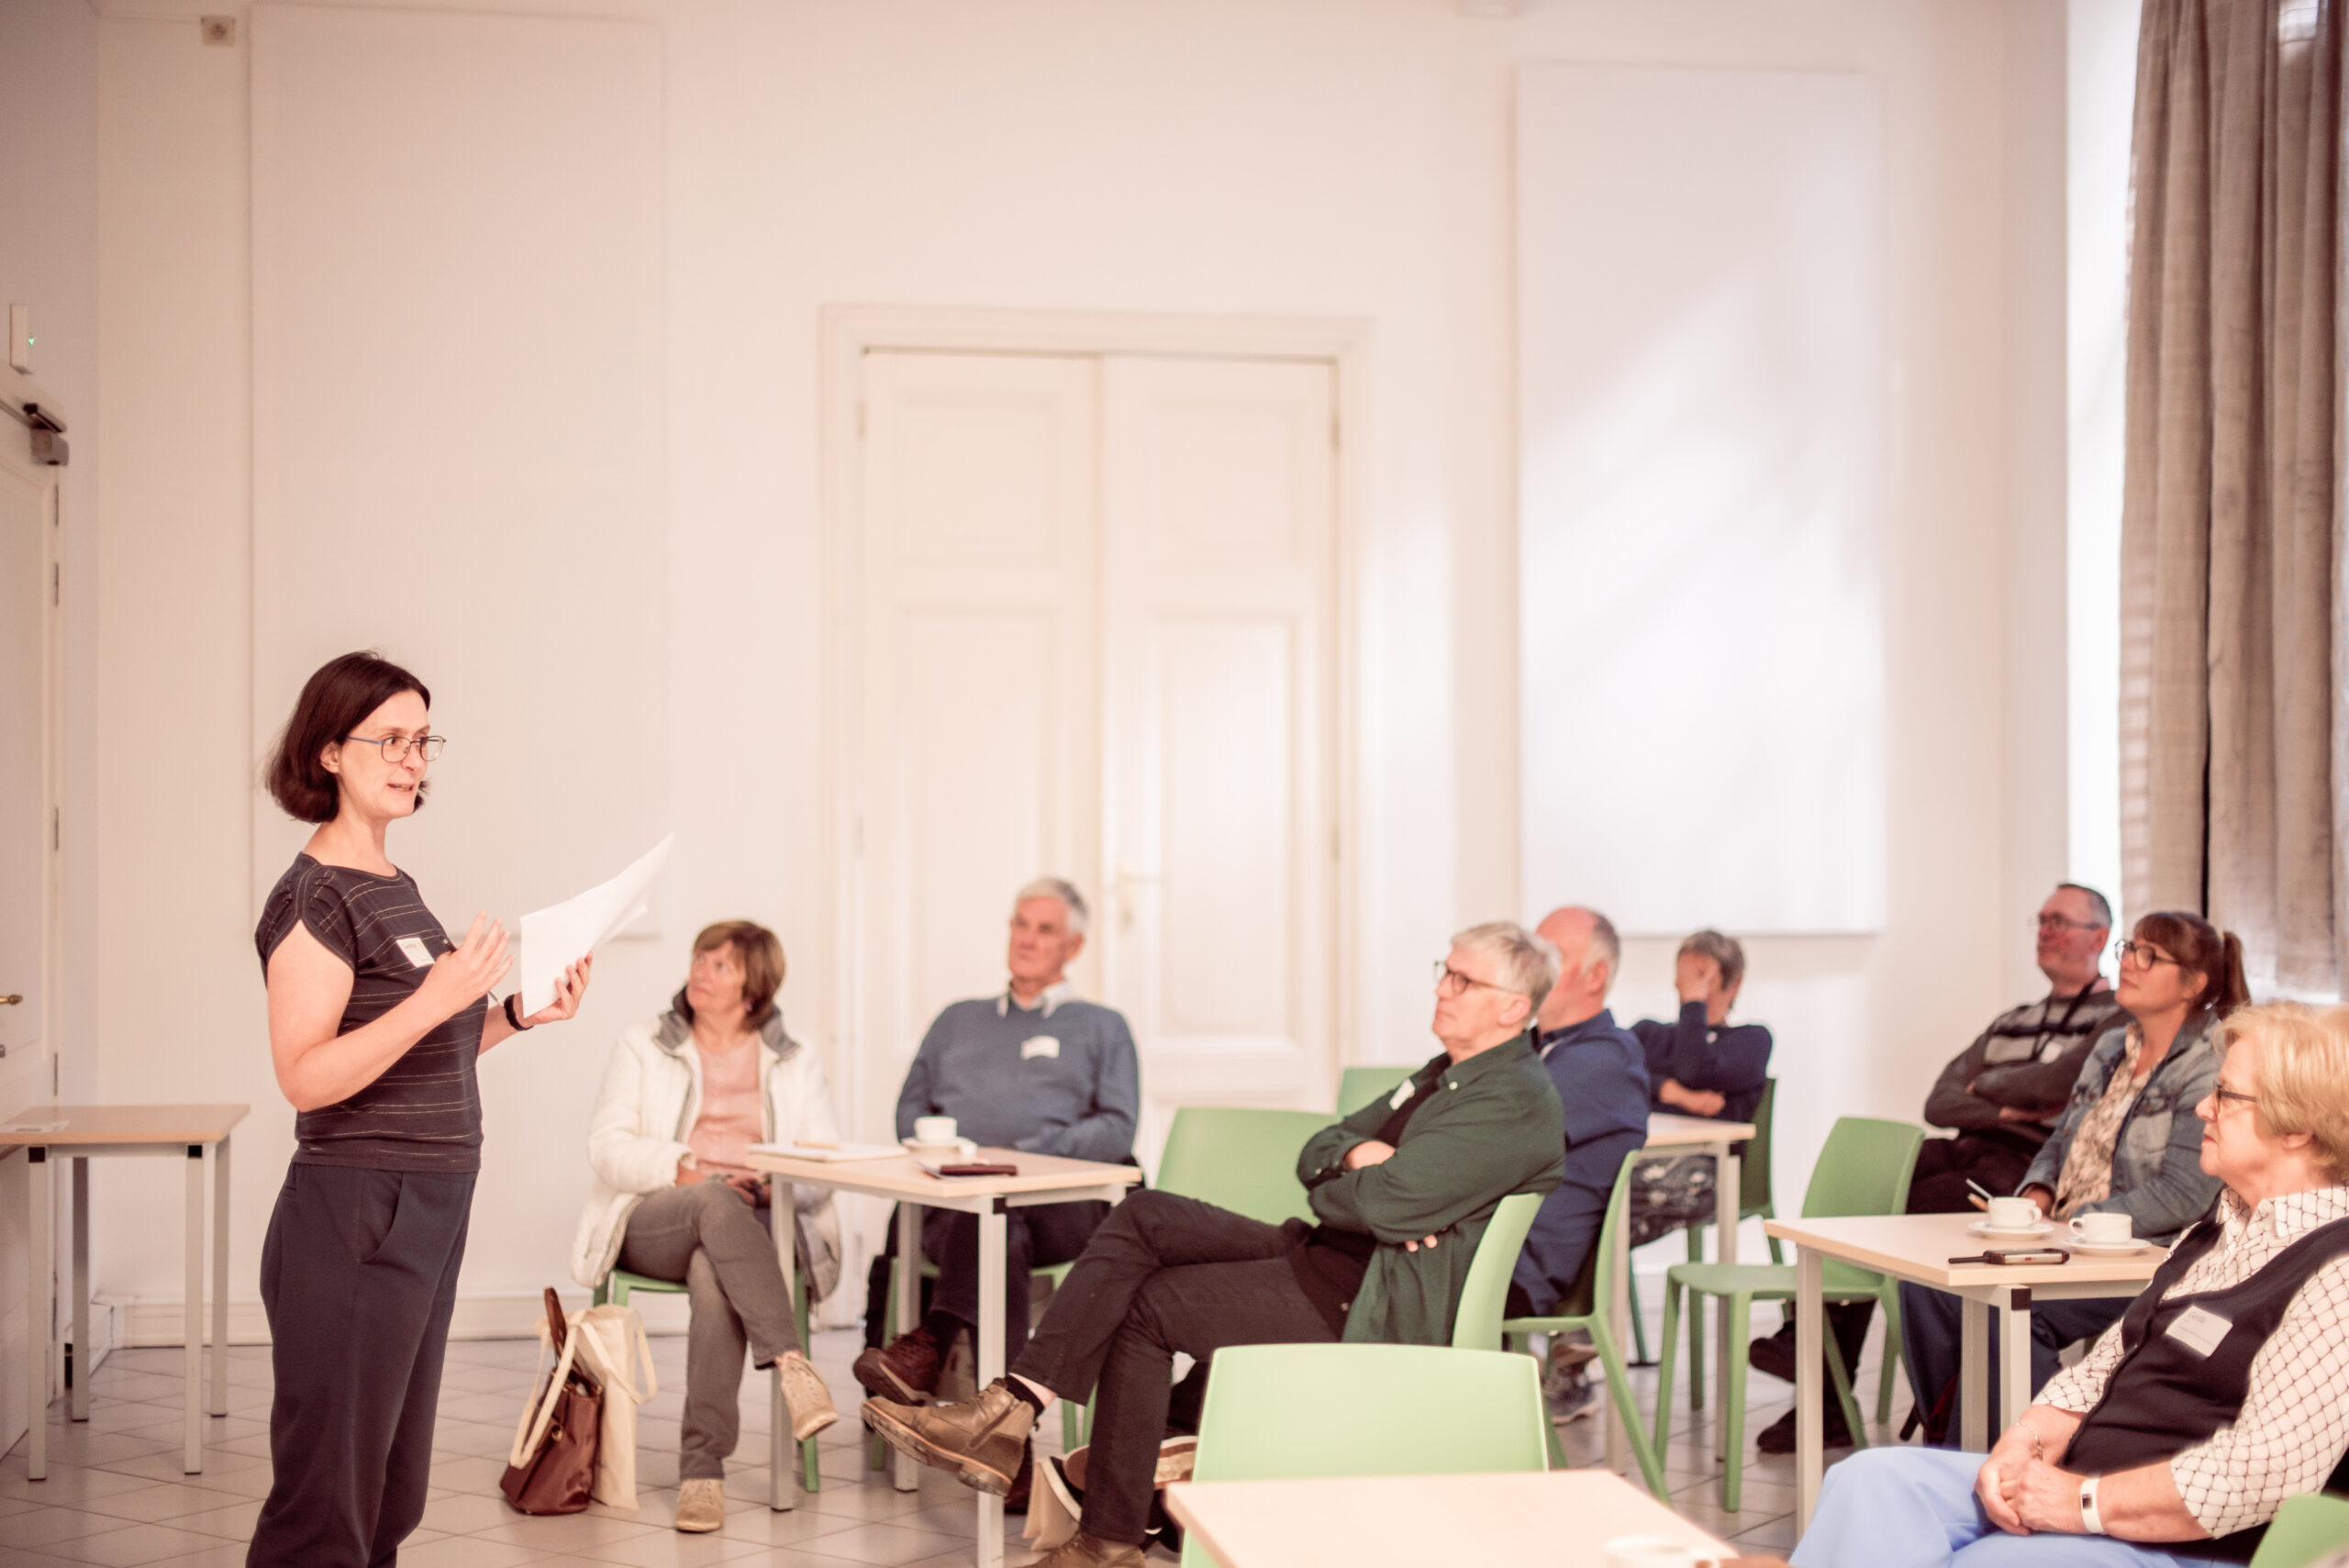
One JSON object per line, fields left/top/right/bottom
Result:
{"left": 571, "top": 920, "right": 842, "bottom": 1533}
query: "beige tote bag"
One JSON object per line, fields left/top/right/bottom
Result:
{"left": 554, "top": 1302, "right": 659, "bottom": 1511}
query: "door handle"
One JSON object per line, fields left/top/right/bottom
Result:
{"left": 0, "top": 995, "right": 20, "bottom": 1006}
{"left": 1113, "top": 864, "right": 1159, "bottom": 932}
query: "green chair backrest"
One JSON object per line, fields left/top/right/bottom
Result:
{"left": 1798, "top": 1116, "right": 1926, "bottom": 1220}
{"left": 1450, "top": 1192, "right": 1545, "bottom": 1351}
{"left": 2251, "top": 1494, "right": 2349, "bottom": 1568}
{"left": 1739, "top": 1077, "right": 1777, "bottom": 1215}
{"left": 1181, "top": 1343, "right": 1549, "bottom": 1568}
{"left": 1542, "top": 1147, "right": 1642, "bottom": 1322}
{"left": 1336, "top": 1064, "right": 1416, "bottom": 1117}
{"left": 1155, "top": 1107, "right": 1333, "bottom": 1226}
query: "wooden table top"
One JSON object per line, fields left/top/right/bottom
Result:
{"left": 1644, "top": 1113, "right": 1756, "bottom": 1149}
{"left": 742, "top": 1144, "right": 1142, "bottom": 1202}
{"left": 1164, "top": 1470, "right": 1736, "bottom": 1568}
{"left": 1765, "top": 1211, "right": 2166, "bottom": 1289}
{"left": 0, "top": 1105, "right": 249, "bottom": 1146}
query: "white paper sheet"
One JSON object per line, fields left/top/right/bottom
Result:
{"left": 518, "top": 834, "right": 671, "bottom": 1016}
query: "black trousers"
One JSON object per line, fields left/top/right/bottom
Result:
{"left": 863, "top": 1199, "right": 1111, "bottom": 1366}
{"left": 1013, "top": 1189, "right": 1334, "bottom": 1546}
{"left": 248, "top": 1164, "right": 474, "bottom": 1568}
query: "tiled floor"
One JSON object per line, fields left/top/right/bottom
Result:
{"left": 0, "top": 1302, "right": 1907, "bottom": 1564}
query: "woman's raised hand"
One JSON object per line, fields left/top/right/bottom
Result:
{"left": 522, "top": 955, "right": 592, "bottom": 1029}
{"left": 417, "top": 913, "right": 512, "bottom": 1021}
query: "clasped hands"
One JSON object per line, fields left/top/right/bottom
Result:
{"left": 1341, "top": 1138, "right": 1444, "bottom": 1252}
{"left": 1976, "top": 1421, "right": 2084, "bottom": 1536}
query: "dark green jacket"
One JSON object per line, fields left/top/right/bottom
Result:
{"left": 1297, "top": 1033, "right": 1565, "bottom": 1346}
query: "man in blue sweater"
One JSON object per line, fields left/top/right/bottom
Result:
{"left": 1507, "top": 905, "right": 1652, "bottom": 1421}
{"left": 855, "top": 879, "right": 1141, "bottom": 1465}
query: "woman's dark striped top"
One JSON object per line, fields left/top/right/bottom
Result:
{"left": 255, "top": 854, "right": 485, "bottom": 1173}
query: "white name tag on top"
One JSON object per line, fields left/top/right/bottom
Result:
{"left": 1021, "top": 1035, "right": 1061, "bottom": 1061}
{"left": 2166, "top": 1304, "right": 2233, "bottom": 1357}
{"left": 395, "top": 937, "right": 434, "bottom": 969}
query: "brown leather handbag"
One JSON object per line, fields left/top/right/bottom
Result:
{"left": 501, "top": 1287, "right": 602, "bottom": 1515}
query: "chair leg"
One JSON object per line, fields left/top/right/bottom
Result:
{"left": 1875, "top": 1284, "right": 1903, "bottom": 1426}
{"left": 1652, "top": 1278, "right": 1684, "bottom": 1452}
{"left": 1688, "top": 1279, "right": 1707, "bottom": 1414}
{"left": 1720, "top": 1294, "right": 1752, "bottom": 1513}
{"left": 1823, "top": 1319, "right": 1867, "bottom": 1451}
{"left": 795, "top": 1283, "right": 822, "bottom": 1494}
{"left": 1589, "top": 1321, "right": 1670, "bottom": 1499}
{"left": 1626, "top": 1266, "right": 1653, "bottom": 1365}
{"left": 1063, "top": 1399, "right": 1085, "bottom": 1451}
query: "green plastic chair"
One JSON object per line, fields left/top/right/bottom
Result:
{"left": 1179, "top": 1343, "right": 1550, "bottom": 1568}
{"left": 1623, "top": 1077, "right": 1782, "bottom": 1371}
{"left": 1155, "top": 1107, "right": 1333, "bottom": 1225}
{"left": 1498, "top": 1150, "right": 1672, "bottom": 1497}
{"left": 2249, "top": 1493, "right": 2349, "bottom": 1568}
{"left": 1450, "top": 1192, "right": 1546, "bottom": 1352}
{"left": 1652, "top": 1115, "right": 1924, "bottom": 1511}
{"left": 595, "top": 1266, "right": 822, "bottom": 1496}
{"left": 1336, "top": 1064, "right": 1416, "bottom": 1117}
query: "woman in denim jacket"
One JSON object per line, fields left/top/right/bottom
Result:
{"left": 1899, "top": 910, "right": 2248, "bottom": 1445}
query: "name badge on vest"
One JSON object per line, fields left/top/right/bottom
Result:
{"left": 395, "top": 937, "right": 434, "bottom": 969}
{"left": 1021, "top": 1035, "right": 1061, "bottom": 1061}
{"left": 2165, "top": 1304, "right": 2232, "bottom": 1357}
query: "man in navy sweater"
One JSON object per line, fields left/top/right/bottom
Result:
{"left": 856, "top": 878, "right": 1140, "bottom": 1503}
{"left": 1507, "top": 905, "right": 1652, "bottom": 1421}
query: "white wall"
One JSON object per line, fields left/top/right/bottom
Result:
{"left": 85, "top": 0, "right": 2078, "bottom": 1324}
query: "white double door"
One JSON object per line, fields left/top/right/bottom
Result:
{"left": 853, "top": 350, "right": 1339, "bottom": 1164}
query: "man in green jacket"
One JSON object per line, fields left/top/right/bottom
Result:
{"left": 864, "top": 922, "right": 1568, "bottom": 1568}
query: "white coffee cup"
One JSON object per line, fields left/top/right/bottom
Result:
{"left": 1986, "top": 1195, "right": 2041, "bottom": 1230}
{"left": 2070, "top": 1212, "right": 2133, "bottom": 1244}
{"left": 1605, "top": 1536, "right": 1708, "bottom": 1568}
{"left": 913, "top": 1116, "right": 958, "bottom": 1147}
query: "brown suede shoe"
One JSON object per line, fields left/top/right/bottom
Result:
{"left": 863, "top": 1378, "right": 1036, "bottom": 1496}
{"left": 1023, "top": 1529, "right": 1148, "bottom": 1568}
{"left": 852, "top": 1324, "right": 943, "bottom": 1403}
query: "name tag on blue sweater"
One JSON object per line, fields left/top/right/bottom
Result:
{"left": 1021, "top": 1035, "right": 1060, "bottom": 1061}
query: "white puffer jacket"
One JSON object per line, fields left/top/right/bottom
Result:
{"left": 570, "top": 1008, "right": 845, "bottom": 1298}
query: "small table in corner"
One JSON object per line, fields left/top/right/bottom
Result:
{"left": 0, "top": 1103, "right": 247, "bottom": 1479}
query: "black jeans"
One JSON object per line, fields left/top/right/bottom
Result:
{"left": 1013, "top": 1189, "right": 1334, "bottom": 1546}
{"left": 249, "top": 1165, "right": 473, "bottom": 1568}
{"left": 864, "top": 1199, "right": 1111, "bottom": 1365}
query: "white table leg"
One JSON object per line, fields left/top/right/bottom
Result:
{"left": 1605, "top": 1191, "right": 1631, "bottom": 1473}
{"left": 975, "top": 1207, "right": 1007, "bottom": 1568}
{"left": 28, "top": 1148, "right": 49, "bottom": 1481}
{"left": 1959, "top": 1295, "right": 1988, "bottom": 1451}
{"left": 1713, "top": 1145, "right": 1739, "bottom": 1454}
{"left": 210, "top": 1137, "right": 229, "bottom": 1418}
{"left": 1998, "top": 1287, "right": 2033, "bottom": 1440}
{"left": 184, "top": 1144, "right": 202, "bottom": 1473}
{"left": 769, "top": 1177, "right": 796, "bottom": 1511}
{"left": 1795, "top": 1245, "right": 1821, "bottom": 1534}
{"left": 893, "top": 1202, "right": 920, "bottom": 1492}
{"left": 70, "top": 1158, "right": 87, "bottom": 1421}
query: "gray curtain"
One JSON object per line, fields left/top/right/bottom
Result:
{"left": 2118, "top": 0, "right": 2343, "bottom": 994}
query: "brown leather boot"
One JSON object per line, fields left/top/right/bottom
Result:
{"left": 863, "top": 1378, "right": 1036, "bottom": 1496}
{"left": 1027, "top": 1529, "right": 1148, "bottom": 1568}
{"left": 852, "top": 1323, "right": 943, "bottom": 1402}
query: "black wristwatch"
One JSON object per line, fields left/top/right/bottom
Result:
{"left": 504, "top": 994, "right": 532, "bottom": 1031}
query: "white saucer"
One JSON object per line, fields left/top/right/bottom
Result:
{"left": 2065, "top": 1238, "right": 2153, "bottom": 1254}
{"left": 903, "top": 1136, "right": 978, "bottom": 1160}
{"left": 1967, "top": 1218, "right": 2054, "bottom": 1239}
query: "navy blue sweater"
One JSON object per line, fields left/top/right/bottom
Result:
{"left": 1631, "top": 1001, "right": 1772, "bottom": 1126}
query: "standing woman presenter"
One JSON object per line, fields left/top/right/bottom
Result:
{"left": 247, "top": 651, "right": 591, "bottom": 1567}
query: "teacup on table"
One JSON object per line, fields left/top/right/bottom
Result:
{"left": 1985, "top": 1195, "right": 2042, "bottom": 1230}
{"left": 913, "top": 1115, "right": 958, "bottom": 1147}
{"left": 2070, "top": 1212, "right": 2134, "bottom": 1245}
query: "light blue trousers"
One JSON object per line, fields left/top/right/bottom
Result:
{"left": 1791, "top": 1450, "right": 2203, "bottom": 1568}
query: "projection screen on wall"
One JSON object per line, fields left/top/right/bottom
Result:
{"left": 1517, "top": 62, "right": 1887, "bottom": 936}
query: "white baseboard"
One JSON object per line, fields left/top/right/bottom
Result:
{"left": 102, "top": 1288, "right": 707, "bottom": 1348}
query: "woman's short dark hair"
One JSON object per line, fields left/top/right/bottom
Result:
{"left": 2134, "top": 910, "right": 2251, "bottom": 1018}
{"left": 264, "top": 651, "right": 433, "bottom": 824}
{"left": 672, "top": 920, "right": 787, "bottom": 1031}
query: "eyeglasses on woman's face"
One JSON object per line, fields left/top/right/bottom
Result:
{"left": 340, "top": 731, "right": 446, "bottom": 764}
{"left": 2112, "top": 939, "right": 2181, "bottom": 971}
{"left": 2206, "top": 1084, "right": 2258, "bottom": 1116}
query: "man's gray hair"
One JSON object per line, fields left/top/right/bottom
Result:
{"left": 1582, "top": 909, "right": 1623, "bottom": 998}
{"left": 2057, "top": 882, "right": 2113, "bottom": 929}
{"left": 1016, "top": 877, "right": 1089, "bottom": 937}
{"left": 1453, "top": 921, "right": 1562, "bottom": 1019}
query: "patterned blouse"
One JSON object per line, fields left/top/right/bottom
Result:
{"left": 2040, "top": 1184, "right": 2349, "bottom": 1538}
{"left": 2052, "top": 1025, "right": 2145, "bottom": 1216}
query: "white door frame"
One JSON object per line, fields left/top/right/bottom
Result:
{"left": 818, "top": 305, "right": 1372, "bottom": 1164}
{"left": 0, "top": 436, "right": 66, "bottom": 1097}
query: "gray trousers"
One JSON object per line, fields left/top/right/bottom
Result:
{"left": 617, "top": 1181, "right": 801, "bottom": 1480}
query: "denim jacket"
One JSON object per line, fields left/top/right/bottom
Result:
{"left": 2019, "top": 1013, "right": 2223, "bottom": 1243}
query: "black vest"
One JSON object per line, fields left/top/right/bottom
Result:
{"left": 2065, "top": 1210, "right": 2349, "bottom": 1562}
